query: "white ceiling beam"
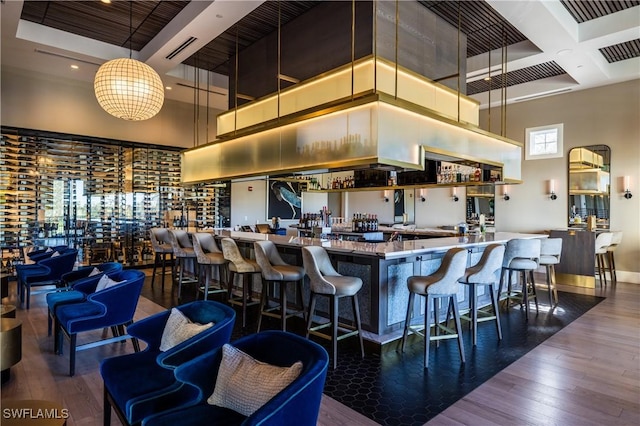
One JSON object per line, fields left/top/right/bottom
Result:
{"left": 141, "top": 1, "right": 265, "bottom": 75}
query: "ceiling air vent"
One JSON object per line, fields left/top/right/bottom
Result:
{"left": 166, "top": 36, "right": 198, "bottom": 60}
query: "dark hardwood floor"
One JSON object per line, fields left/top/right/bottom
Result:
{"left": 2, "top": 267, "right": 638, "bottom": 426}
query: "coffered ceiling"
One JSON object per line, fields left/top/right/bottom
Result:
{"left": 2, "top": 0, "right": 639, "bottom": 111}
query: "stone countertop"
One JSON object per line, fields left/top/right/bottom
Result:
{"left": 212, "top": 230, "right": 544, "bottom": 260}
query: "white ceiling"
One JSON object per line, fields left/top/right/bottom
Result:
{"left": 1, "top": 0, "right": 639, "bottom": 112}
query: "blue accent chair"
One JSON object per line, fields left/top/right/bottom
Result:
{"left": 141, "top": 331, "right": 329, "bottom": 426}
{"left": 60, "top": 262, "right": 123, "bottom": 287}
{"left": 46, "top": 262, "right": 124, "bottom": 336}
{"left": 54, "top": 269, "right": 146, "bottom": 376}
{"left": 16, "top": 248, "right": 78, "bottom": 309}
{"left": 27, "top": 245, "right": 68, "bottom": 262}
{"left": 101, "top": 300, "right": 236, "bottom": 426}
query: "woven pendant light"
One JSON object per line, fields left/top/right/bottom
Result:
{"left": 94, "top": 58, "right": 164, "bottom": 121}
{"left": 94, "top": 1, "right": 164, "bottom": 121}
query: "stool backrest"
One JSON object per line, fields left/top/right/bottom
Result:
{"left": 594, "top": 232, "right": 613, "bottom": 254}
{"left": 254, "top": 240, "right": 286, "bottom": 267}
{"left": 540, "top": 238, "right": 563, "bottom": 259}
{"left": 302, "top": 246, "right": 340, "bottom": 294}
{"left": 503, "top": 238, "right": 541, "bottom": 268}
{"left": 221, "top": 238, "right": 258, "bottom": 273}
{"left": 169, "top": 230, "right": 193, "bottom": 257}
{"left": 607, "top": 231, "right": 623, "bottom": 252}
{"left": 427, "top": 247, "right": 468, "bottom": 294}
{"left": 150, "top": 228, "right": 171, "bottom": 250}
{"left": 464, "top": 244, "right": 504, "bottom": 283}
{"left": 193, "top": 233, "right": 221, "bottom": 264}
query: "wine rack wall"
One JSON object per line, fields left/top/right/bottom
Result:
{"left": 0, "top": 129, "right": 230, "bottom": 265}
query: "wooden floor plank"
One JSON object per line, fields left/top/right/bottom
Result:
{"left": 3, "top": 275, "right": 638, "bottom": 426}
{"left": 429, "top": 281, "right": 640, "bottom": 426}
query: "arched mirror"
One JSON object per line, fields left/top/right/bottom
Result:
{"left": 466, "top": 185, "right": 495, "bottom": 229}
{"left": 568, "top": 145, "right": 610, "bottom": 229}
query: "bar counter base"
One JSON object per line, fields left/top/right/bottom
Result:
{"left": 556, "top": 273, "right": 595, "bottom": 288}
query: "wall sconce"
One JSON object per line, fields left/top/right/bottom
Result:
{"left": 502, "top": 185, "right": 510, "bottom": 201}
{"left": 549, "top": 179, "right": 557, "bottom": 200}
{"left": 452, "top": 187, "right": 459, "bottom": 202}
{"left": 624, "top": 176, "right": 633, "bottom": 199}
{"left": 419, "top": 188, "right": 426, "bottom": 202}
{"left": 383, "top": 190, "right": 390, "bottom": 203}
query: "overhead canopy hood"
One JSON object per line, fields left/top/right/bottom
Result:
{"left": 182, "top": 57, "right": 522, "bottom": 184}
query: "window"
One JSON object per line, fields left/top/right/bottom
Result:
{"left": 525, "top": 123, "right": 563, "bottom": 160}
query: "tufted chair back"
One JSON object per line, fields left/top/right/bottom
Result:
{"left": 221, "top": 238, "right": 260, "bottom": 273}
{"left": 540, "top": 238, "right": 563, "bottom": 265}
{"left": 302, "top": 246, "right": 342, "bottom": 295}
{"left": 595, "top": 232, "right": 613, "bottom": 254}
{"left": 461, "top": 244, "right": 504, "bottom": 284}
{"left": 503, "top": 238, "right": 541, "bottom": 270}
{"left": 150, "top": 228, "right": 173, "bottom": 254}
{"left": 254, "top": 240, "right": 291, "bottom": 281}
{"left": 192, "top": 233, "right": 223, "bottom": 265}
{"left": 425, "top": 248, "right": 468, "bottom": 295}
{"left": 169, "top": 230, "right": 195, "bottom": 258}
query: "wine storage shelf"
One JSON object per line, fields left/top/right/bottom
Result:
{"left": 1, "top": 130, "right": 230, "bottom": 265}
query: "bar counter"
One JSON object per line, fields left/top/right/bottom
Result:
{"left": 211, "top": 230, "right": 544, "bottom": 347}
{"left": 214, "top": 230, "right": 540, "bottom": 259}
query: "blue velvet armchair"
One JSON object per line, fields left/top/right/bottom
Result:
{"left": 101, "top": 300, "right": 236, "bottom": 426}
{"left": 16, "top": 248, "right": 78, "bottom": 309}
{"left": 54, "top": 269, "right": 146, "bottom": 376}
{"left": 60, "top": 262, "right": 123, "bottom": 287}
{"left": 46, "top": 262, "right": 124, "bottom": 336}
{"left": 26, "top": 245, "right": 68, "bottom": 262}
{"left": 141, "top": 331, "right": 329, "bottom": 426}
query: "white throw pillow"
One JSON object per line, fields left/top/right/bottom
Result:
{"left": 159, "top": 308, "right": 214, "bottom": 352}
{"left": 88, "top": 267, "right": 102, "bottom": 277}
{"left": 95, "top": 275, "right": 124, "bottom": 292}
{"left": 50, "top": 251, "right": 60, "bottom": 257}
{"left": 207, "top": 344, "right": 302, "bottom": 417}
{"left": 45, "top": 247, "right": 53, "bottom": 253}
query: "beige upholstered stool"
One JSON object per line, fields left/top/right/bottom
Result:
{"left": 254, "top": 240, "right": 306, "bottom": 331}
{"left": 192, "top": 233, "right": 227, "bottom": 300}
{"left": 499, "top": 238, "right": 541, "bottom": 320}
{"left": 169, "top": 230, "right": 198, "bottom": 302}
{"left": 302, "top": 246, "right": 364, "bottom": 369}
{"left": 595, "top": 232, "right": 613, "bottom": 286}
{"left": 538, "top": 238, "right": 562, "bottom": 306}
{"left": 221, "top": 237, "right": 261, "bottom": 328}
{"left": 149, "top": 228, "right": 174, "bottom": 290}
{"left": 606, "top": 231, "right": 622, "bottom": 284}
{"left": 459, "top": 244, "right": 505, "bottom": 346}
{"left": 400, "top": 247, "right": 468, "bottom": 368}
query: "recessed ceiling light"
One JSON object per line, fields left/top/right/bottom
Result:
{"left": 101, "top": 0, "right": 112, "bottom": 4}
{"left": 165, "top": 86, "right": 172, "bottom": 90}
{"left": 557, "top": 49, "right": 572, "bottom": 56}
{"left": 70, "top": 64, "right": 79, "bottom": 70}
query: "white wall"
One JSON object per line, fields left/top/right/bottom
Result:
{"left": 415, "top": 186, "right": 467, "bottom": 228}
{"left": 1, "top": 66, "right": 221, "bottom": 148}
{"left": 230, "top": 179, "right": 267, "bottom": 228}
{"left": 482, "top": 79, "right": 640, "bottom": 282}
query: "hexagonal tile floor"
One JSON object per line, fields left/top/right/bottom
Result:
{"left": 151, "top": 283, "right": 603, "bottom": 426}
